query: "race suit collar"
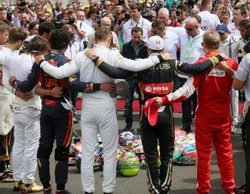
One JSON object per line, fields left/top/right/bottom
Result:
{"left": 205, "top": 50, "right": 219, "bottom": 57}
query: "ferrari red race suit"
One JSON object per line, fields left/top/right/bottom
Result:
{"left": 162, "top": 51, "right": 238, "bottom": 194}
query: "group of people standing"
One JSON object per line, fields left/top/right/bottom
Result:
{"left": 0, "top": 0, "right": 250, "bottom": 194}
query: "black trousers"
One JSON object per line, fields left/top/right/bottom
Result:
{"left": 0, "top": 128, "right": 14, "bottom": 172}
{"left": 179, "top": 77, "right": 197, "bottom": 126}
{"left": 125, "top": 77, "right": 137, "bottom": 128}
{"left": 241, "top": 107, "right": 250, "bottom": 193}
{"left": 141, "top": 105, "right": 174, "bottom": 194}
{"left": 37, "top": 104, "right": 73, "bottom": 190}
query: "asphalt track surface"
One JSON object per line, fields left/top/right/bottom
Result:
{"left": 0, "top": 112, "right": 245, "bottom": 194}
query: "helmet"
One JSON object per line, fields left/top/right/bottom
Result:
{"left": 119, "top": 131, "right": 135, "bottom": 147}
{"left": 117, "top": 151, "right": 140, "bottom": 176}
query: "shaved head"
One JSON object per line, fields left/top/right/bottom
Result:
{"left": 185, "top": 17, "right": 200, "bottom": 37}
{"left": 158, "top": 8, "right": 169, "bottom": 16}
{"left": 186, "top": 17, "right": 199, "bottom": 27}
{"left": 101, "top": 16, "right": 112, "bottom": 29}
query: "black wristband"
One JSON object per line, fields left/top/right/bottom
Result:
{"left": 215, "top": 54, "right": 223, "bottom": 61}
{"left": 117, "top": 20, "right": 122, "bottom": 25}
{"left": 12, "top": 79, "right": 17, "bottom": 87}
{"left": 157, "top": 55, "right": 164, "bottom": 63}
{"left": 93, "top": 56, "right": 99, "bottom": 64}
{"left": 93, "top": 83, "right": 101, "bottom": 91}
{"left": 38, "top": 59, "right": 45, "bottom": 66}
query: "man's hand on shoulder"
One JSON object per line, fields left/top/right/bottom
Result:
{"left": 33, "top": 54, "right": 45, "bottom": 65}
{"left": 84, "top": 48, "right": 96, "bottom": 60}
{"left": 9, "top": 76, "right": 17, "bottom": 88}
{"left": 161, "top": 52, "right": 172, "bottom": 61}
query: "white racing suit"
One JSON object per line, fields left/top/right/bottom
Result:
{"left": 1, "top": 53, "right": 41, "bottom": 184}
{"left": 38, "top": 45, "right": 162, "bottom": 193}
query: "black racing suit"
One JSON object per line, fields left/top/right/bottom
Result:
{"left": 91, "top": 53, "right": 222, "bottom": 194}
{"left": 16, "top": 51, "right": 102, "bottom": 190}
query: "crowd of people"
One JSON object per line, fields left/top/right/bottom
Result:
{"left": 0, "top": 0, "right": 250, "bottom": 194}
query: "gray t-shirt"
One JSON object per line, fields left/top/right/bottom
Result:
{"left": 235, "top": 53, "right": 250, "bottom": 102}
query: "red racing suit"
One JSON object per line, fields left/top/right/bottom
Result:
{"left": 162, "top": 51, "right": 238, "bottom": 194}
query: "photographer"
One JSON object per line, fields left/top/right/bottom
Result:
{"left": 12, "top": 0, "right": 37, "bottom": 30}
{"left": 74, "top": 9, "right": 94, "bottom": 51}
{"left": 176, "top": 4, "right": 189, "bottom": 25}
{"left": 122, "top": 3, "right": 152, "bottom": 43}
{"left": 87, "top": 16, "right": 119, "bottom": 49}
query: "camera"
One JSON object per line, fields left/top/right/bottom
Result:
{"left": 68, "top": 16, "right": 75, "bottom": 25}
{"left": 19, "top": 0, "right": 27, "bottom": 8}
{"left": 176, "top": 9, "right": 182, "bottom": 17}
{"left": 118, "top": 0, "right": 124, "bottom": 5}
{"left": 94, "top": 15, "right": 101, "bottom": 24}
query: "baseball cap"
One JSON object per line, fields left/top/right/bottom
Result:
{"left": 146, "top": 35, "right": 164, "bottom": 50}
{"left": 143, "top": 98, "right": 159, "bottom": 126}
{"left": 216, "top": 24, "right": 229, "bottom": 33}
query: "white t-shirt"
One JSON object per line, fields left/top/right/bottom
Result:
{"left": 5, "top": 53, "right": 42, "bottom": 109}
{"left": 122, "top": 17, "right": 152, "bottom": 43}
{"left": 198, "top": 11, "right": 220, "bottom": 31}
{"left": 228, "top": 22, "right": 241, "bottom": 37}
{"left": 219, "top": 34, "right": 240, "bottom": 62}
{"left": 162, "top": 31, "right": 179, "bottom": 59}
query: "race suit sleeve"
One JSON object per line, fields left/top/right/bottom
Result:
{"left": 94, "top": 58, "right": 135, "bottom": 78}
{"left": 161, "top": 77, "right": 196, "bottom": 104}
{"left": 39, "top": 53, "right": 84, "bottom": 79}
{"left": 17, "top": 63, "right": 40, "bottom": 92}
{"left": 111, "top": 53, "right": 163, "bottom": 72}
{"left": 39, "top": 60, "right": 79, "bottom": 79}
{"left": 69, "top": 80, "right": 101, "bottom": 93}
{"left": 175, "top": 55, "right": 223, "bottom": 76}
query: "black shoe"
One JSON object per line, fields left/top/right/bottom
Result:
{"left": 73, "top": 116, "right": 79, "bottom": 124}
{"left": 123, "top": 126, "right": 131, "bottom": 131}
{"left": 234, "top": 184, "right": 246, "bottom": 194}
{"left": 85, "top": 192, "right": 93, "bottom": 194}
{"left": 181, "top": 124, "right": 191, "bottom": 133}
{"left": 56, "top": 190, "right": 72, "bottom": 194}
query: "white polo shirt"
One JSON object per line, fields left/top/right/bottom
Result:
{"left": 162, "top": 31, "right": 179, "bottom": 59}
{"left": 228, "top": 22, "right": 241, "bottom": 37}
{"left": 122, "top": 16, "right": 151, "bottom": 43}
{"left": 168, "top": 27, "right": 204, "bottom": 78}
{"left": 75, "top": 20, "right": 94, "bottom": 51}
{"left": 218, "top": 34, "right": 240, "bottom": 62}
{"left": 198, "top": 11, "right": 220, "bottom": 31}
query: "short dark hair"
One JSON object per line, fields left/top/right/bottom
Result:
{"left": 28, "top": 21, "right": 39, "bottom": 32}
{"left": 49, "top": 29, "right": 71, "bottom": 50}
{"left": 0, "top": 7, "right": 7, "bottom": 12}
{"left": 239, "top": 19, "right": 250, "bottom": 30}
{"left": 27, "top": 36, "right": 49, "bottom": 53}
{"left": 94, "top": 28, "right": 111, "bottom": 43}
{"left": 38, "top": 21, "right": 55, "bottom": 36}
{"left": 0, "top": 21, "right": 9, "bottom": 33}
{"left": 8, "top": 27, "right": 27, "bottom": 44}
{"left": 131, "top": 26, "right": 143, "bottom": 35}
{"left": 177, "top": 4, "right": 189, "bottom": 15}
{"left": 235, "top": 5, "right": 247, "bottom": 16}
{"left": 151, "top": 19, "right": 165, "bottom": 29}
{"left": 129, "top": 3, "right": 141, "bottom": 12}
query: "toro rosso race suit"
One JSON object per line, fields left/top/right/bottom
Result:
{"left": 91, "top": 53, "right": 223, "bottom": 194}
{"left": 161, "top": 51, "right": 238, "bottom": 194}
{"left": 15, "top": 50, "right": 103, "bottom": 190}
